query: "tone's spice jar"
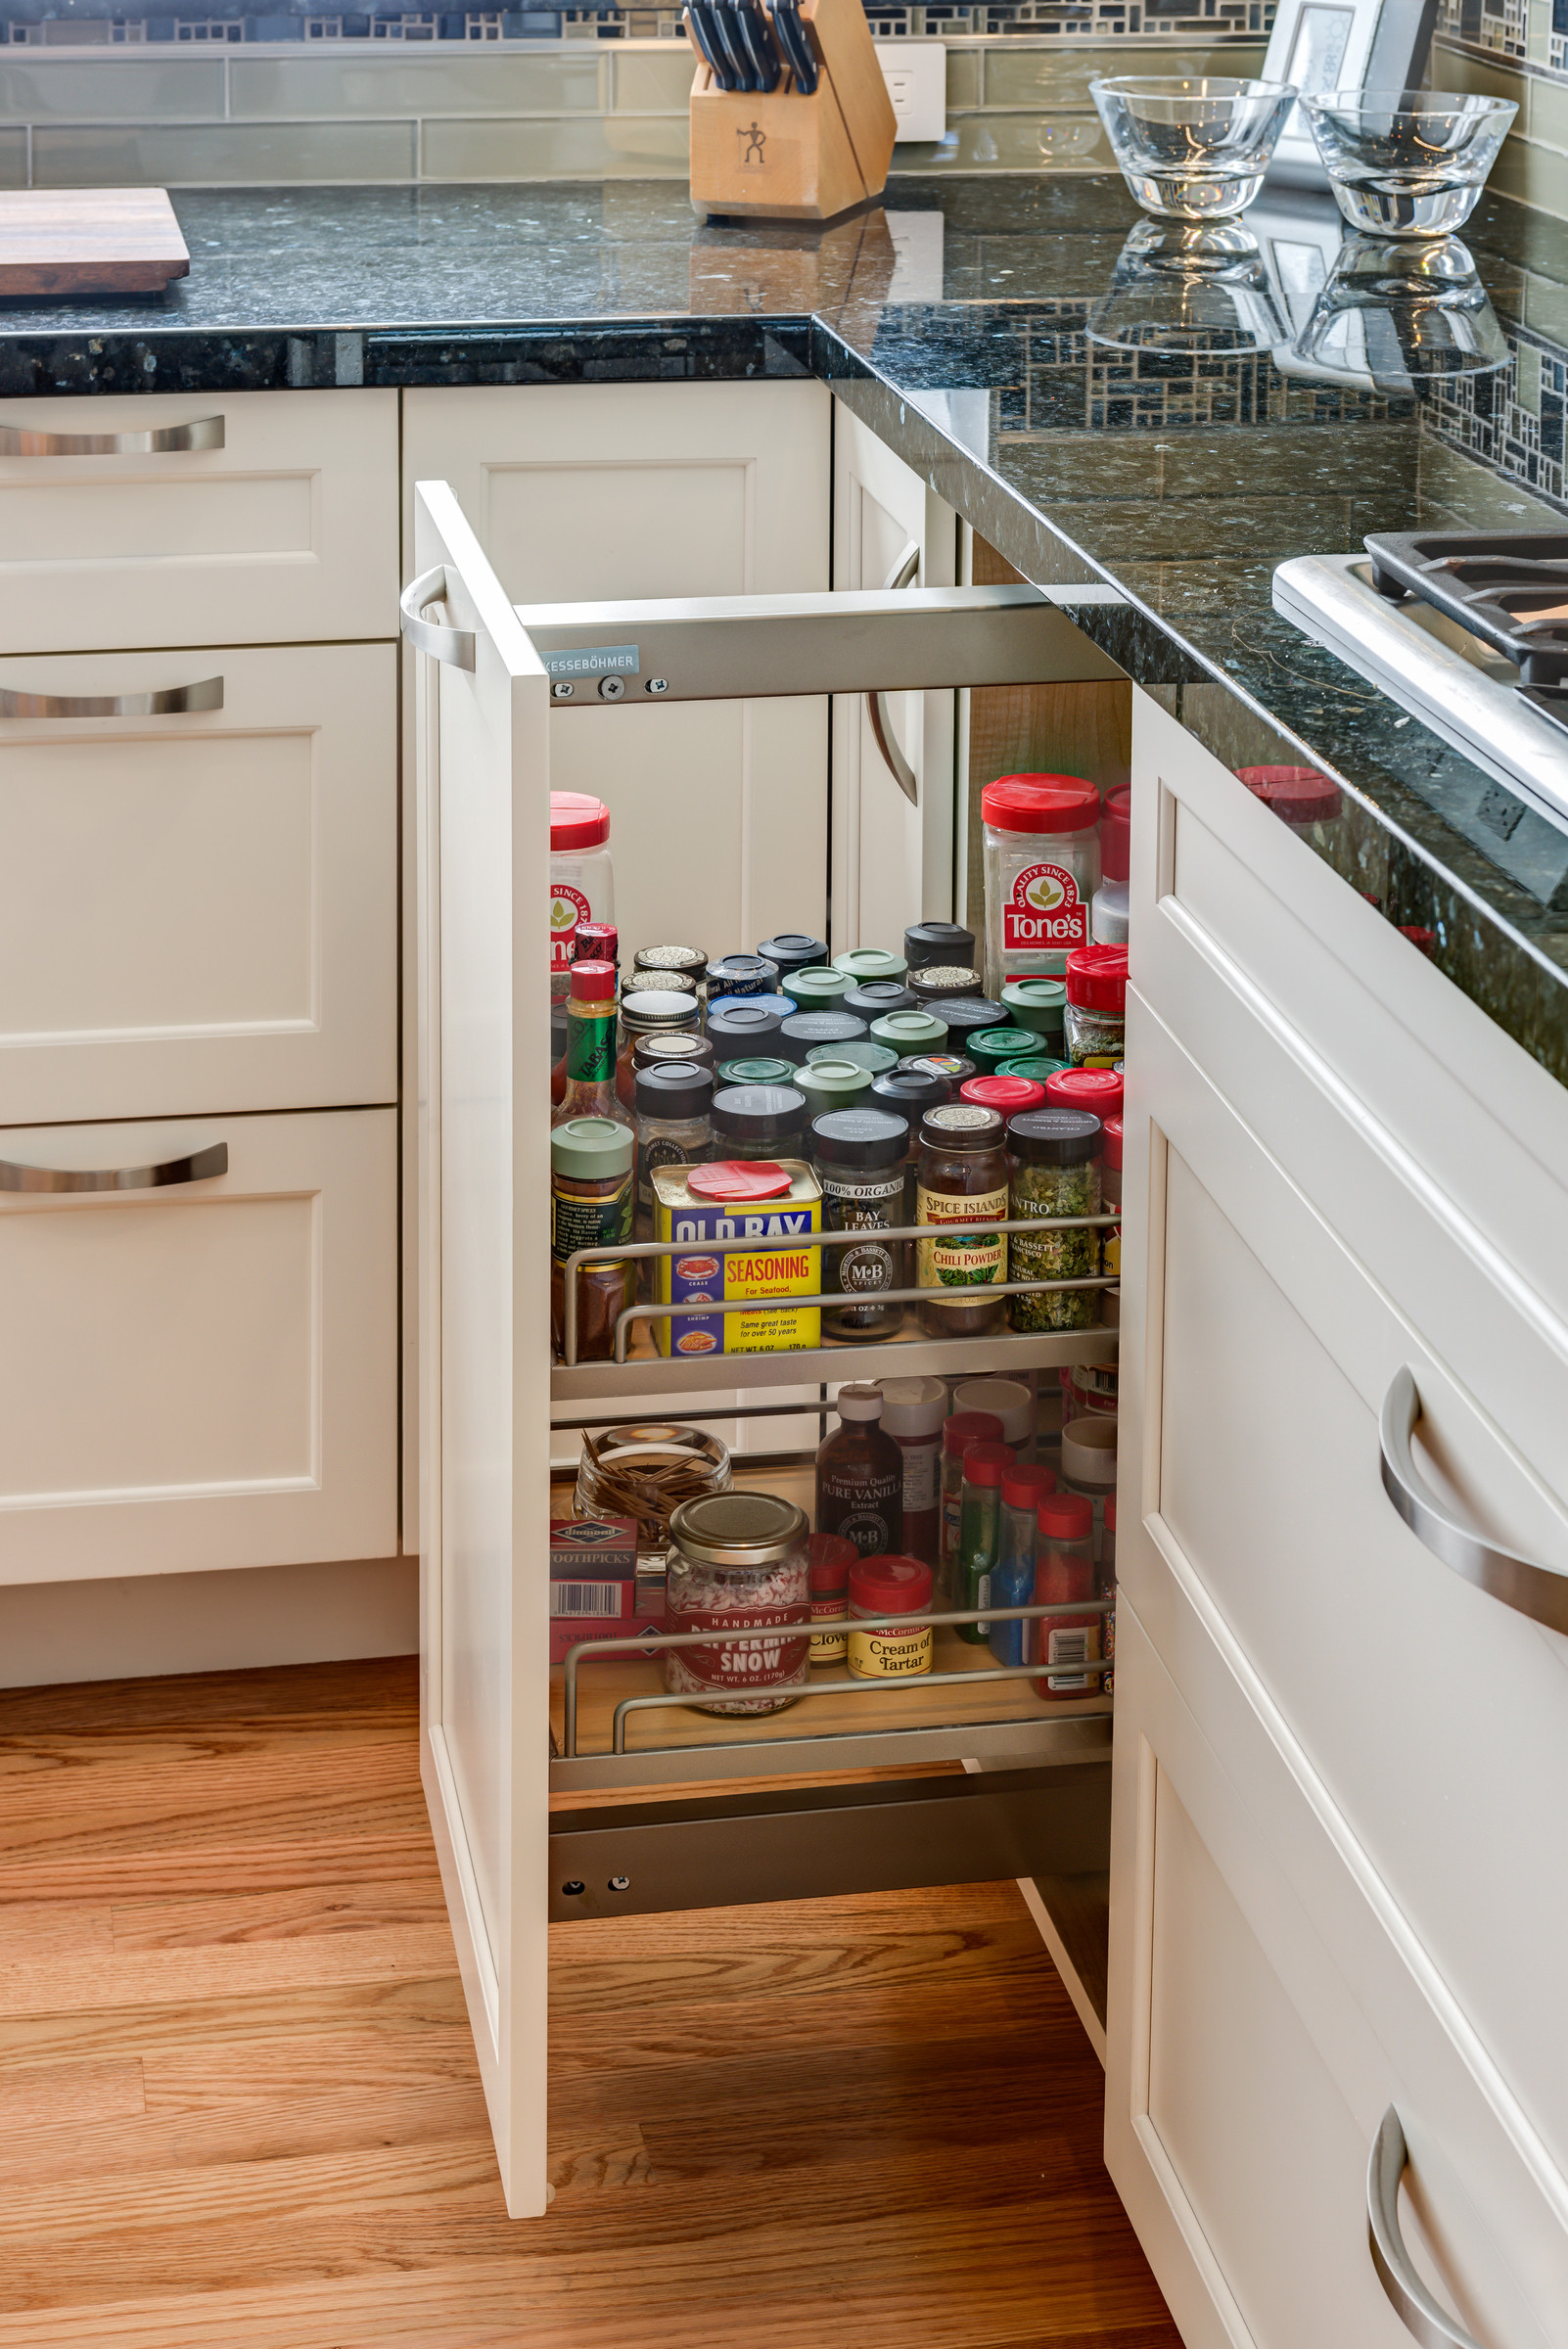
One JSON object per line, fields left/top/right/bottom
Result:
{"left": 914, "top": 1104, "right": 1009, "bottom": 1337}
{"left": 848, "top": 1553, "right": 934, "bottom": 1680}
{"left": 1007, "top": 1108, "right": 1102, "bottom": 1332}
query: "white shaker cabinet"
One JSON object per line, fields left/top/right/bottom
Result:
{"left": 0, "top": 389, "right": 398, "bottom": 654}
{"left": 1109, "top": 682, "right": 1568, "bottom": 2346}
{"left": 0, "top": 643, "right": 396, "bottom": 1126}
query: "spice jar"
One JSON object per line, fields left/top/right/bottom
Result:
{"left": 996, "top": 1056, "right": 1069, "bottom": 1086}
{"left": 940, "top": 1407, "right": 1003, "bottom": 1594}
{"left": 1007, "top": 1109, "right": 1102, "bottom": 1333}
{"left": 914, "top": 1104, "right": 1010, "bottom": 1338}
{"left": 705, "top": 953, "right": 779, "bottom": 1001}
{"left": 812, "top": 1108, "right": 910, "bottom": 1341}
{"left": 633, "top": 1064, "right": 714, "bottom": 1245}
{"left": 1236, "top": 764, "right": 1345, "bottom": 857}
{"left": 967, "top": 1026, "right": 1043, "bottom": 1077}
{"left": 554, "top": 961, "right": 634, "bottom": 1137}
{"left": 716, "top": 1057, "right": 794, "bottom": 1089}
{"left": 816, "top": 1382, "right": 904, "bottom": 1558}
{"left": 617, "top": 988, "right": 701, "bottom": 1106}
{"left": 1101, "top": 1114, "right": 1123, "bottom": 1293}
{"left": 549, "top": 790, "right": 614, "bottom": 990}
{"left": 711, "top": 1082, "right": 806, "bottom": 1162}
{"left": 758, "top": 933, "right": 828, "bottom": 980}
{"left": 1092, "top": 790, "right": 1130, "bottom": 946}
{"left": 707, "top": 1000, "right": 786, "bottom": 1060}
{"left": 551, "top": 1117, "right": 635, "bottom": 1361}
{"left": 909, "top": 964, "right": 983, "bottom": 1006}
{"left": 904, "top": 1052, "right": 977, "bottom": 1089}
{"left": 1060, "top": 1415, "right": 1118, "bottom": 1563}
{"left": 779, "top": 1010, "right": 867, "bottom": 1065}
{"left": 957, "top": 1440, "right": 1014, "bottom": 1643}
{"left": 633, "top": 1032, "right": 716, "bottom": 1082}
{"left": 877, "top": 1375, "right": 946, "bottom": 1568}
{"left": 981, "top": 772, "right": 1102, "bottom": 993}
{"left": 848, "top": 1553, "right": 934, "bottom": 1680}
{"left": 1046, "top": 1065, "right": 1124, "bottom": 1125}
{"left": 1001, "top": 977, "right": 1068, "bottom": 1049}
{"left": 818, "top": 1039, "right": 899, "bottom": 1080}
{"left": 783, "top": 965, "right": 852, "bottom": 1012}
{"left": 795, "top": 1057, "right": 873, "bottom": 1123}
{"left": 633, "top": 944, "right": 707, "bottom": 990}
{"left": 665, "top": 1491, "right": 810, "bottom": 1715}
{"left": 808, "top": 1529, "right": 856, "bottom": 1664}
{"left": 1064, "top": 944, "right": 1128, "bottom": 1070}
{"left": 952, "top": 1376, "right": 1036, "bottom": 1458}
{"left": 904, "top": 919, "right": 976, "bottom": 973}
{"left": 833, "top": 946, "right": 908, "bottom": 987}
{"left": 990, "top": 1462, "right": 1058, "bottom": 1667}
{"left": 1034, "top": 1493, "right": 1100, "bottom": 1701}
{"left": 961, "top": 1073, "right": 1046, "bottom": 1120}
{"left": 870, "top": 1067, "right": 952, "bottom": 1221}
{"left": 934, "top": 997, "right": 1007, "bottom": 1059}
{"left": 871, "top": 1009, "right": 949, "bottom": 1061}
{"left": 845, "top": 981, "right": 917, "bottom": 1023}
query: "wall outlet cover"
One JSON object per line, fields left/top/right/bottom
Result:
{"left": 874, "top": 40, "right": 947, "bottom": 145}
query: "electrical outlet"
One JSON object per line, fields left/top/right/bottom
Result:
{"left": 873, "top": 39, "right": 946, "bottom": 144}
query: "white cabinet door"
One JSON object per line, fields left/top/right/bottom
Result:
{"left": 0, "top": 390, "right": 398, "bottom": 653}
{"left": 0, "top": 1107, "right": 396, "bottom": 1584}
{"left": 0, "top": 643, "right": 396, "bottom": 1125}
{"left": 402, "top": 381, "right": 831, "bottom": 957}
{"left": 409, "top": 481, "right": 551, "bottom": 2220}
{"left": 829, "top": 404, "right": 957, "bottom": 953}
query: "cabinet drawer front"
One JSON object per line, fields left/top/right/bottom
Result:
{"left": 1131, "top": 992, "right": 1568, "bottom": 2200}
{"left": 0, "top": 390, "right": 397, "bottom": 652}
{"left": 0, "top": 1108, "right": 396, "bottom": 1581}
{"left": 0, "top": 643, "right": 396, "bottom": 1125}
{"left": 1107, "top": 1601, "right": 1565, "bottom": 2349}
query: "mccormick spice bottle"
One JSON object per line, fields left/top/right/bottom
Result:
{"left": 811, "top": 1107, "right": 910, "bottom": 1341}
{"left": 1034, "top": 1493, "right": 1100, "bottom": 1700}
{"left": 990, "top": 1462, "right": 1058, "bottom": 1668}
{"left": 877, "top": 1375, "right": 947, "bottom": 1568}
{"left": 848, "top": 1554, "right": 934, "bottom": 1680}
{"left": 914, "top": 1104, "right": 1009, "bottom": 1338}
{"left": 939, "top": 1407, "right": 1003, "bottom": 1596}
{"left": 981, "top": 773, "right": 1103, "bottom": 994}
{"left": 815, "top": 1383, "right": 904, "bottom": 1559}
{"left": 957, "top": 1440, "right": 1014, "bottom": 1644}
{"left": 808, "top": 1530, "right": 856, "bottom": 1664}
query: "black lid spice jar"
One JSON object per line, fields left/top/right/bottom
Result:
{"left": 871, "top": 1066, "right": 953, "bottom": 1222}
{"left": 706, "top": 999, "right": 786, "bottom": 1057}
{"left": 779, "top": 1009, "right": 868, "bottom": 1065}
{"left": 843, "top": 979, "right": 917, "bottom": 1022}
{"left": 1006, "top": 1108, "right": 1101, "bottom": 1333}
{"left": 632, "top": 1031, "right": 716, "bottom": 1080}
{"left": 904, "top": 920, "right": 977, "bottom": 973}
{"left": 757, "top": 933, "right": 828, "bottom": 979}
{"left": 811, "top": 1106, "right": 910, "bottom": 1341}
{"left": 633, "top": 944, "right": 708, "bottom": 987}
{"left": 914, "top": 1103, "right": 1009, "bottom": 1338}
{"left": 705, "top": 952, "right": 779, "bottom": 1001}
{"left": 937, "top": 997, "right": 1009, "bottom": 1054}
{"left": 633, "top": 1064, "right": 715, "bottom": 1243}
{"left": 711, "top": 1082, "right": 806, "bottom": 1162}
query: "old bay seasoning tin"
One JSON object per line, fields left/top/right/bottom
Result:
{"left": 651, "top": 1159, "right": 822, "bottom": 1357}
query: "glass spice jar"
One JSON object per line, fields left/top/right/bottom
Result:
{"left": 633, "top": 1063, "right": 714, "bottom": 1247}
{"left": 990, "top": 1461, "right": 1058, "bottom": 1668}
{"left": 1101, "top": 1113, "right": 1123, "bottom": 1294}
{"left": 705, "top": 953, "right": 780, "bottom": 1002}
{"left": 981, "top": 772, "right": 1102, "bottom": 993}
{"left": 833, "top": 946, "right": 908, "bottom": 987}
{"left": 1045, "top": 1065, "right": 1124, "bottom": 1125}
{"left": 633, "top": 1031, "right": 716, "bottom": 1082}
{"left": 808, "top": 1529, "right": 856, "bottom": 1664}
{"left": 915, "top": 1104, "right": 1010, "bottom": 1338}
{"left": 909, "top": 964, "right": 983, "bottom": 1006}
{"left": 778, "top": 1010, "right": 868, "bottom": 1065}
{"left": 957, "top": 1439, "right": 1014, "bottom": 1643}
{"left": 716, "top": 1057, "right": 795, "bottom": 1088}
{"left": 711, "top": 1082, "right": 807, "bottom": 1163}
{"left": 939, "top": 1408, "right": 1003, "bottom": 1596}
{"left": 632, "top": 944, "right": 708, "bottom": 990}
{"left": 848, "top": 1553, "right": 934, "bottom": 1680}
{"left": 933, "top": 998, "right": 1007, "bottom": 1060}
{"left": 795, "top": 1057, "right": 873, "bottom": 1123}
{"left": 870, "top": 1067, "right": 952, "bottom": 1222}
{"left": 665, "top": 1491, "right": 810, "bottom": 1715}
{"left": 1034, "top": 1492, "right": 1100, "bottom": 1701}
{"left": 877, "top": 1374, "right": 947, "bottom": 1569}
{"left": 811, "top": 1107, "right": 910, "bottom": 1341}
{"left": 782, "top": 965, "right": 852, "bottom": 1013}
{"left": 550, "top": 1116, "right": 635, "bottom": 1361}
{"left": 758, "top": 933, "right": 828, "bottom": 981}
{"left": 844, "top": 981, "right": 917, "bottom": 1023}
{"left": 817, "top": 1040, "right": 899, "bottom": 1080}
{"left": 1007, "top": 1109, "right": 1102, "bottom": 1333}
{"left": 706, "top": 1000, "right": 786, "bottom": 1061}
{"left": 967, "top": 1026, "right": 1044, "bottom": 1077}
{"left": 1064, "top": 944, "right": 1129, "bottom": 1070}
{"left": 961, "top": 1073, "right": 1047, "bottom": 1121}
{"left": 616, "top": 987, "right": 700, "bottom": 1109}
{"left": 1001, "top": 977, "right": 1068, "bottom": 1050}
{"left": 870, "top": 1009, "right": 949, "bottom": 1061}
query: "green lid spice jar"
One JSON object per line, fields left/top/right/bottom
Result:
{"left": 968, "top": 1026, "right": 1042, "bottom": 1076}
{"left": 811, "top": 1106, "right": 910, "bottom": 1341}
{"left": 833, "top": 945, "right": 908, "bottom": 987}
{"left": 716, "top": 1057, "right": 795, "bottom": 1087}
{"left": 551, "top": 1116, "right": 635, "bottom": 1361}
{"left": 779, "top": 1009, "right": 867, "bottom": 1064}
{"left": 870, "top": 1008, "right": 949, "bottom": 1061}
{"left": 914, "top": 1104, "right": 1010, "bottom": 1338}
{"left": 817, "top": 1039, "right": 899, "bottom": 1079}
{"left": 1064, "top": 944, "right": 1128, "bottom": 1069}
{"left": 784, "top": 965, "right": 852, "bottom": 1012}
{"left": 1007, "top": 1108, "right": 1101, "bottom": 1332}
{"left": 795, "top": 1056, "right": 873, "bottom": 1122}
{"left": 1002, "top": 977, "right": 1068, "bottom": 1048}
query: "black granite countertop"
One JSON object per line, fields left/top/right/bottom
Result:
{"left": 3, "top": 173, "right": 1565, "bottom": 1078}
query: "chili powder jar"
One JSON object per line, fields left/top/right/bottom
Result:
{"left": 914, "top": 1103, "right": 1009, "bottom": 1338}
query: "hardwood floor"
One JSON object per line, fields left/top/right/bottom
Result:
{"left": 0, "top": 1656, "right": 1178, "bottom": 2349}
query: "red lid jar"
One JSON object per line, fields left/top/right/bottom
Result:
{"left": 1235, "top": 765, "right": 1344, "bottom": 833}
{"left": 1046, "top": 1065, "right": 1124, "bottom": 1122}
{"left": 981, "top": 772, "right": 1104, "bottom": 995}
{"left": 960, "top": 1073, "right": 1046, "bottom": 1117}
{"left": 1066, "top": 944, "right": 1129, "bottom": 1014}
{"left": 847, "top": 1553, "right": 935, "bottom": 1680}
{"left": 550, "top": 791, "right": 611, "bottom": 851}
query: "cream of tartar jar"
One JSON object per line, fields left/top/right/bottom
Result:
{"left": 847, "top": 1552, "right": 934, "bottom": 1679}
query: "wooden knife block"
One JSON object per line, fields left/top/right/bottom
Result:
{"left": 688, "top": 0, "right": 898, "bottom": 225}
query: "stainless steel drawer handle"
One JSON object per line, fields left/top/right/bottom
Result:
{"left": 866, "top": 540, "right": 920, "bottom": 806}
{"left": 0, "top": 415, "right": 224, "bottom": 457}
{"left": 1368, "top": 2107, "right": 1481, "bottom": 2349}
{"left": 0, "top": 1141, "right": 227, "bottom": 1195}
{"left": 399, "top": 565, "right": 476, "bottom": 671}
{"left": 1380, "top": 1365, "right": 1568, "bottom": 1635}
{"left": 0, "top": 676, "right": 223, "bottom": 719}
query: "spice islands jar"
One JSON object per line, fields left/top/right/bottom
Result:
{"left": 914, "top": 1103, "right": 1009, "bottom": 1338}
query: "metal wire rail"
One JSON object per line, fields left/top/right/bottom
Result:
{"left": 561, "top": 1211, "right": 1121, "bottom": 1364}
{"left": 561, "top": 1596, "right": 1114, "bottom": 1757}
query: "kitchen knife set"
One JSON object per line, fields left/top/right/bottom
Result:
{"left": 684, "top": 0, "right": 819, "bottom": 95}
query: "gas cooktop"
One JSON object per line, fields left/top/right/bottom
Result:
{"left": 1364, "top": 530, "right": 1568, "bottom": 734}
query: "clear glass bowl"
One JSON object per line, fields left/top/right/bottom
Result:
{"left": 1301, "top": 90, "right": 1517, "bottom": 238}
{"left": 1087, "top": 220, "right": 1289, "bottom": 353}
{"left": 1090, "top": 75, "right": 1298, "bottom": 220}
{"left": 1292, "top": 235, "right": 1507, "bottom": 387}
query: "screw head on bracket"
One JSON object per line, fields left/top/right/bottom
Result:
{"left": 598, "top": 675, "right": 625, "bottom": 702}
{"left": 646, "top": 677, "right": 669, "bottom": 696}
{"left": 608, "top": 1874, "right": 631, "bottom": 1893}
{"left": 560, "top": 1879, "right": 585, "bottom": 1897}
{"left": 552, "top": 680, "right": 575, "bottom": 700}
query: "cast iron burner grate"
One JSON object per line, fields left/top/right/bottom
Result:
{"left": 1365, "top": 530, "right": 1568, "bottom": 692}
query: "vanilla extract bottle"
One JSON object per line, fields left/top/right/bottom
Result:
{"left": 814, "top": 1383, "right": 904, "bottom": 1560}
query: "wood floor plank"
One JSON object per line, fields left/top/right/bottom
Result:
{"left": 0, "top": 1655, "right": 1177, "bottom": 2349}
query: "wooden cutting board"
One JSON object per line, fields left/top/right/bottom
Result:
{"left": 0, "top": 187, "right": 190, "bottom": 296}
